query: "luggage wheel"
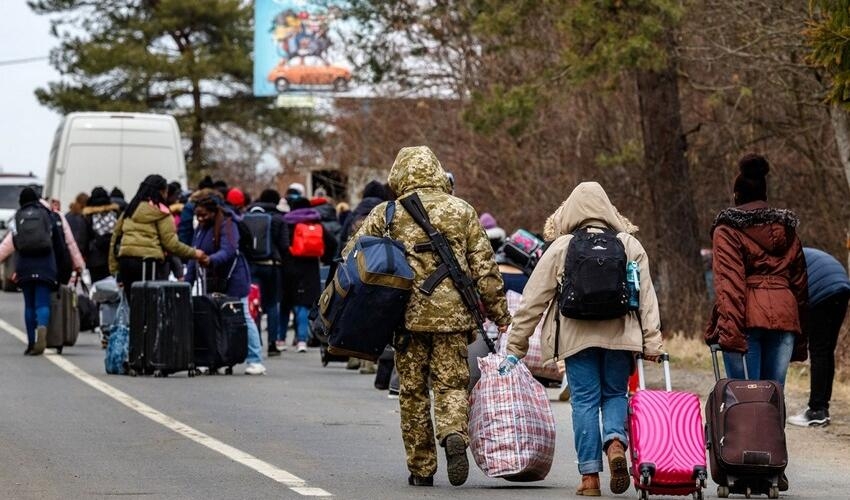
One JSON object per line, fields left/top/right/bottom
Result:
{"left": 153, "top": 370, "right": 167, "bottom": 378}
{"left": 717, "top": 486, "right": 730, "bottom": 498}
{"left": 692, "top": 490, "right": 704, "bottom": 500}
{"left": 768, "top": 486, "right": 779, "bottom": 499}
{"left": 639, "top": 489, "right": 648, "bottom": 500}
{"left": 128, "top": 368, "right": 138, "bottom": 377}
{"left": 225, "top": 367, "right": 233, "bottom": 375}
{"left": 55, "top": 346, "right": 63, "bottom": 355}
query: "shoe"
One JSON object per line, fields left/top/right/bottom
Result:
{"left": 24, "top": 345, "right": 34, "bottom": 355}
{"left": 407, "top": 474, "right": 434, "bottom": 487}
{"left": 275, "top": 340, "right": 287, "bottom": 352}
{"left": 359, "top": 361, "right": 377, "bottom": 374}
{"left": 787, "top": 407, "right": 829, "bottom": 427}
{"left": 606, "top": 438, "right": 630, "bottom": 494}
{"left": 559, "top": 385, "right": 571, "bottom": 402}
{"left": 245, "top": 363, "right": 267, "bottom": 375}
{"left": 32, "top": 326, "right": 47, "bottom": 355}
{"left": 346, "top": 358, "right": 361, "bottom": 370}
{"left": 576, "top": 473, "right": 601, "bottom": 496}
{"left": 444, "top": 433, "right": 469, "bottom": 486}
{"left": 388, "top": 389, "right": 399, "bottom": 399}
{"left": 296, "top": 341, "right": 307, "bottom": 353}
{"left": 267, "top": 348, "right": 281, "bottom": 357}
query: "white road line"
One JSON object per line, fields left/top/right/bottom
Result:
{"left": 0, "top": 318, "right": 332, "bottom": 498}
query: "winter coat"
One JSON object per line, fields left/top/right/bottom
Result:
{"left": 245, "top": 202, "right": 289, "bottom": 263}
{"left": 314, "top": 202, "right": 343, "bottom": 247}
{"left": 281, "top": 208, "right": 336, "bottom": 306}
{"left": 83, "top": 204, "right": 121, "bottom": 270}
{"left": 108, "top": 201, "right": 196, "bottom": 275}
{"left": 177, "top": 201, "right": 196, "bottom": 245}
{"left": 65, "top": 211, "right": 88, "bottom": 253}
{"left": 704, "top": 201, "right": 808, "bottom": 357}
{"left": 185, "top": 215, "right": 251, "bottom": 298}
{"left": 803, "top": 247, "right": 850, "bottom": 307}
{"left": 0, "top": 203, "right": 84, "bottom": 278}
{"left": 344, "top": 146, "right": 510, "bottom": 333}
{"left": 506, "top": 182, "right": 663, "bottom": 363}
{"left": 0, "top": 202, "right": 64, "bottom": 287}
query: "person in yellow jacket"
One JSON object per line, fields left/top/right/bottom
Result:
{"left": 503, "top": 182, "right": 663, "bottom": 496}
{"left": 109, "top": 174, "right": 205, "bottom": 293}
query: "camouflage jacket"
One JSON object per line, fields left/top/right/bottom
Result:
{"left": 344, "top": 146, "right": 511, "bottom": 333}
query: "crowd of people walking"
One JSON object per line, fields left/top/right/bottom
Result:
{"left": 0, "top": 147, "right": 846, "bottom": 496}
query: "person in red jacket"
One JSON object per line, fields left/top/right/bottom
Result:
{"left": 705, "top": 154, "right": 808, "bottom": 387}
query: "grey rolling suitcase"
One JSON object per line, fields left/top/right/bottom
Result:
{"left": 46, "top": 284, "right": 80, "bottom": 353}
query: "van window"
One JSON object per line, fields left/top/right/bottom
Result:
{"left": 0, "top": 185, "right": 43, "bottom": 210}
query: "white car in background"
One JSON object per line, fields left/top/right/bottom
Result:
{"left": 0, "top": 173, "right": 44, "bottom": 291}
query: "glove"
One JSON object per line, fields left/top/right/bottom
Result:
{"left": 498, "top": 354, "right": 519, "bottom": 376}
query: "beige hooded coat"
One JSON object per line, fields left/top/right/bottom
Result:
{"left": 506, "top": 182, "right": 663, "bottom": 363}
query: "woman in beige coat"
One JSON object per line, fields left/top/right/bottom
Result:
{"left": 503, "top": 182, "right": 663, "bottom": 496}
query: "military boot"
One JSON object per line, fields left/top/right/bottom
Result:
{"left": 444, "top": 433, "right": 469, "bottom": 486}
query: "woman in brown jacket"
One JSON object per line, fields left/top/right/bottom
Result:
{"left": 705, "top": 154, "right": 807, "bottom": 386}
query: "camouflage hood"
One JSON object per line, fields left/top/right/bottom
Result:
{"left": 543, "top": 182, "right": 638, "bottom": 240}
{"left": 387, "top": 146, "right": 451, "bottom": 197}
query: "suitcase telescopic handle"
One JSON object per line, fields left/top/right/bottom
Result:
{"left": 709, "top": 344, "right": 749, "bottom": 382}
{"left": 635, "top": 353, "right": 671, "bottom": 392}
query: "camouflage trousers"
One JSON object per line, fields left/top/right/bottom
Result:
{"left": 395, "top": 331, "right": 470, "bottom": 477}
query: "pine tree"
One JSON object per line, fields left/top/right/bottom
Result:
{"left": 29, "top": 0, "right": 315, "bottom": 178}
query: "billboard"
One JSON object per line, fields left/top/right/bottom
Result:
{"left": 253, "top": 0, "right": 352, "bottom": 99}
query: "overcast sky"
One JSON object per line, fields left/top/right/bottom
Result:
{"left": 0, "top": 1, "right": 60, "bottom": 179}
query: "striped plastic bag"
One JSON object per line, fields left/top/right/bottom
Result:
{"left": 469, "top": 353, "right": 556, "bottom": 481}
{"left": 104, "top": 295, "right": 129, "bottom": 375}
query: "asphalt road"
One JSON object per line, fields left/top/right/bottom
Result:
{"left": 0, "top": 292, "right": 847, "bottom": 499}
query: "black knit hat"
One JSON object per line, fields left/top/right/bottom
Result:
{"left": 19, "top": 187, "right": 38, "bottom": 207}
{"left": 734, "top": 154, "right": 769, "bottom": 205}
{"left": 88, "top": 187, "right": 111, "bottom": 207}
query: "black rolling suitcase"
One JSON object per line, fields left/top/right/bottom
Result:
{"left": 192, "top": 269, "right": 248, "bottom": 374}
{"left": 706, "top": 345, "right": 787, "bottom": 499}
{"left": 128, "top": 265, "right": 194, "bottom": 377}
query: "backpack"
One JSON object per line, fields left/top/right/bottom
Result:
{"left": 503, "top": 229, "right": 545, "bottom": 274}
{"left": 242, "top": 209, "right": 273, "bottom": 260}
{"left": 317, "top": 203, "right": 414, "bottom": 361}
{"left": 558, "top": 226, "right": 629, "bottom": 320}
{"left": 12, "top": 204, "right": 53, "bottom": 255}
{"left": 91, "top": 211, "right": 118, "bottom": 253}
{"left": 290, "top": 222, "right": 324, "bottom": 258}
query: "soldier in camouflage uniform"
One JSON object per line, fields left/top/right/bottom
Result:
{"left": 344, "top": 146, "right": 511, "bottom": 487}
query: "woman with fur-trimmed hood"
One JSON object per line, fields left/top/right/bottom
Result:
{"left": 83, "top": 187, "right": 121, "bottom": 283}
{"left": 504, "top": 181, "right": 663, "bottom": 496}
{"left": 705, "top": 154, "right": 807, "bottom": 386}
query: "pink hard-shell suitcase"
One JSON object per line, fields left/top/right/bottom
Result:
{"left": 628, "top": 354, "right": 708, "bottom": 500}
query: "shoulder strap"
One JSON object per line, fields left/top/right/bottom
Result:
{"left": 384, "top": 202, "right": 396, "bottom": 236}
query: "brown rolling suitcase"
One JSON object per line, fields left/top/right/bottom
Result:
{"left": 706, "top": 345, "right": 786, "bottom": 499}
{"left": 46, "top": 284, "right": 80, "bottom": 353}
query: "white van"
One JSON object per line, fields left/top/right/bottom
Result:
{"left": 44, "top": 112, "right": 187, "bottom": 206}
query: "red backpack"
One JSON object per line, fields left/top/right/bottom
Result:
{"left": 290, "top": 222, "right": 325, "bottom": 257}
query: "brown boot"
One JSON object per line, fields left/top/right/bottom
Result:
{"left": 576, "top": 473, "right": 601, "bottom": 496}
{"left": 607, "top": 438, "right": 630, "bottom": 494}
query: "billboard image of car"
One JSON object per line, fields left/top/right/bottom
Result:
{"left": 254, "top": 0, "right": 352, "bottom": 98}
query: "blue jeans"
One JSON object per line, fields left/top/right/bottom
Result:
{"left": 241, "top": 297, "right": 263, "bottom": 365}
{"left": 723, "top": 328, "right": 794, "bottom": 386}
{"left": 251, "top": 264, "right": 282, "bottom": 346}
{"left": 565, "top": 348, "right": 633, "bottom": 474}
{"left": 21, "top": 282, "right": 52, "bottom": 346}
{"left": 294, "top": 305, "right": 309, "bottom": 343}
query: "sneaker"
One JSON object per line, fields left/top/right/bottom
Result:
{"left": 788, "top": 408, "right": 829, "bottom": 427}
{"left": 296, "top": 341, "right": 307, "bottom": 353}
{"left": 444, "top": 433, "right": 469, "bottom": 486}
{"left": 388, "top": 389, "right": 400, "bottom": 399}
{"left": 245, "top": 363, "right": 267, "bottom": 375}
{"left": 606, "top": 438, "right": 630, "bottom": 494}
{"left": 346, "top": 358, "right": 361, "bottom": 370}
{"left": 407, "top": 474, "right": 434, "bottom": 487}
{"left": 32, "top": 326, "right": 47, "bottom": 355}
{"left": 24, "top": 345, "right": 34, "bottom": 355}
{"left": 275, "top": 340, "right": 287, "bottom": 352}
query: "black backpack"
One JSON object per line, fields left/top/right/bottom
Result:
{"left": 242, "top": 209, "right": 273, "bottom": 260}
{"left": 12, "top": 204, "right": 53, "bottom": 256}
{"left": 558, "top": 226, "right": 629, "bottom": 320}
{"left": 231, "top": 216, "right": 257, "bottom": 261}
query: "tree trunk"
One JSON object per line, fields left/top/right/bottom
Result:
{"left": 190, "top": 79, "right": 203, "bottom": 177}
{"left": 635, "top": 38, "right": 705, "bottom": 330}
{"left": 829, "top": 104, "right": 850, "bottom": 192}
